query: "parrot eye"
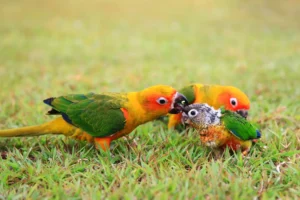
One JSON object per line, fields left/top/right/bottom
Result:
{"left": 188, "top": 109, "right": 198, "bottom": 118}
{"left": 230, "top": 98, "right": 238, "bottom": 107}
{"left": 156, "top": 97, "right": 168, "bottom": 105}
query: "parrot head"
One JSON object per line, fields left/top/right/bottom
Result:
{"left": 181, "top": 103, "right": 221, "bottom": 129}
{"left": 216, "top": 86, "right": 250, "bottom": 118}
{"left": 138, "top": 85, "right": 188, "bottom": 117}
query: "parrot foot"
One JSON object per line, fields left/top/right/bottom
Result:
{"left": 242, "top": 149, "right": 250, "bottom": 156}
{"left": 94, "top": 137, "right": 112, "bottom": 151}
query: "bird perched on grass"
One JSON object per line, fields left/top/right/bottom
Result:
{"left": 0, "top": 85, "right": 188, "bottom": 150}
{"left": 182, "top": 103, "right": 261, "bottom": 155}
{"left": 168, "top": 84, "right": 251, "bottom": 130}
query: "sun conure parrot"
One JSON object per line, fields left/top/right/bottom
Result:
{"left": 182, "top": 103, "right": 261, "bottom": 155}
{"left": 168, "top": 84, "right": 251, "bottom": 130}
{"left": 0, "top": 85, "right": 188, "bottom": 150}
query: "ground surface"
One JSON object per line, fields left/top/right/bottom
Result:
{"left": 0, "top": 0, "right": 299, "bottom": 199}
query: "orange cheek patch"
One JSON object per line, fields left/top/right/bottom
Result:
{"left": 145, "top": 102, "right": 171, "bottom": 112}
{"left": 144, "top": 95, "right": 172, "bottom": 111}
{"left": 237, "top": 104, "right": 250, "bottom": 111}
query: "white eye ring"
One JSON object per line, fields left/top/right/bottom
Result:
{"left": 230, "top": 97, "right": 238, "bottom": 107}
{"left": 188, "top": 109, "right": 198, "bottom": 117}
{"left": 156, "top": 97, "right": 168, "bottom": 105}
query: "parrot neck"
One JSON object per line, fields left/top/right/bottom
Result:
{"left": 195, "top": 85, "right": 221, "bottom": 107}
{"left": 127, "top": 91, "right": 168, "bottom": 125}
{"left": 211, "top": 86, "right": 227, "bottom": 108}
{"left": 126, "top": 92, "right": 149, "bottom": 124}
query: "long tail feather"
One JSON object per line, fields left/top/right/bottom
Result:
{"left": 0, "top": 117, "right": 95, "bottom": 143}
{"left": 0, "top": 125, "right": 49, "bottom": 137}
{"left": 0, "top": 117, "right": 75, "bottom": 137}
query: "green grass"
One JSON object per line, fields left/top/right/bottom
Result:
{"left": 0, "top": 0, "right": 299, "bottom": 199}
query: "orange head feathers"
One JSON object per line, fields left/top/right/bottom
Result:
{"left": 137, "top": 85, "right": 188, "bottom": 117}
{"left": 216, "top": 86, "right": 250, "bottom": 118}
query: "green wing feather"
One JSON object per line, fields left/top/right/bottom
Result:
{"left": 221, "top": 108, "right": 261, "bottom": 140}
{"left": 44, "top": 93, "right": 127, "bottom": 137}
{"left": 179, "top": 85, "right": 195, "bottom": 104}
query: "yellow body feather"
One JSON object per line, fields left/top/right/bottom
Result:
{"left": 0, "top": 85, "right": 183, "bottom": 150}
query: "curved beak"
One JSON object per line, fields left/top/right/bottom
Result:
{"left": 169, "top": 92, "right": 188, "bottom": 114}
{"left": 236, "top": 109, "right": 248, "bottom": 118}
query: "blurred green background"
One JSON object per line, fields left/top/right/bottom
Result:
{"left": 1, "top": 0, "right": 299, "bottom": 122}
{"left": 0, "top": 0, "right": 299, "bottom": 199}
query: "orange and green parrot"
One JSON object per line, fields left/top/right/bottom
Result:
{"left": 168, "top": 84, "right": 251, "bottom": 130}
{"left": 0, "top": 85, "right": 188, "bottom": 150}
{"left": 182, "top": 103, "right": 261, "bottom": 155}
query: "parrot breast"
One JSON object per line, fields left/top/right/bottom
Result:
{"left": 197, "top": 125, "right": 250, "bottom": 151}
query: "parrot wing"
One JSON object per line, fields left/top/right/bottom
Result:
{"left": 221, "top": 108, "right": 261, "bottom": 140}
{"left": 44, "top": 93, "right": 127, "bottom": 137}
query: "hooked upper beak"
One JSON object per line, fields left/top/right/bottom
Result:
{"left": 236, "top": 109, "right": 248, "bottom": 118}
{"left": 169, "top": 92, "right": 189, "bottom": 114}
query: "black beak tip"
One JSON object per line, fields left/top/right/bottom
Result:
{"left": 237, "top": 110, "right": 248, "bottom": 118}
{"left": 168, "top": 108, "right": 181, "bottom": 114}
{"left": 168, "top": 93, "right": 189, "bottom": 114}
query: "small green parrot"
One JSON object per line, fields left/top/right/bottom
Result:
{"left": 182, "top": 103, "right": 261, "bottom": 155}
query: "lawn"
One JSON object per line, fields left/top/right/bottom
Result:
{"left": 0, "top": 0, "right": 299, "bottom": 199}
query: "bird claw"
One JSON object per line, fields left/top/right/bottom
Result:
{"left": 242, "top": 149, "right": 249, "bottom": 156}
